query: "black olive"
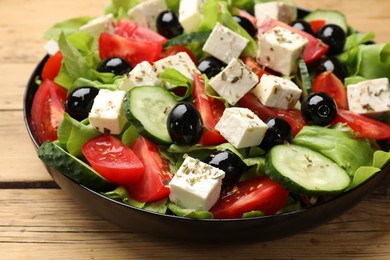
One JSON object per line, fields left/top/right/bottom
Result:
{"left": 197, "top": 57, "right": 225, "bottom": 79}
{"left": 289, "top": 19, "right": 314, "bottom": 35}
{"left": 316, "top": 24, "right": 346, "bottom": 55}
{"left": 156, "top": 10, "right": 183, "bottom": 39}
{"left": 301, "top": 92, "right": 337, "bottom": 126}
{"left": 260, "top": 117, "right": 293, "bottom": 151}
{"left": 97, "top": 57, "right": 132, "bottom": 75}
{"left": 167, "top": 102, "right": 203, "bottom": 145}
{"left": 317, "top": 56, "right": 348, "bottom": 82}
{"left": 204, "top": 150, "right": 247, "bottom": 188}
{"left": 65, "top": 86, "right": 100, "bottom": 121}
{"left": 232, "top": 15, "right": 257, "bottom": 37}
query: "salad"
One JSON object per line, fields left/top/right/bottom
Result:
{"left": 31, "top": 0, "right": 390, "bottom": 219}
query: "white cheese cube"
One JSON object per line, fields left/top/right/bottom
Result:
{"left": 43, "top": 39, "right": 59, "bottom": 56}
{"left": 257, "top": 26, "right": 308, "bottom": 76}
{"left": 209, "top": 58, "right": 258, "bottom": 105}
{"left": 254, "top": 2, "right": 297, "bottom": 27}
{"left": 252, "top": 74, "right": 302, "bottom": 110}
{"left": 119, "top": 61, "right": 161, "bottom": 92}
{"left": 88, "top": 89, "right": 127, "bottom": 135}
{"left": 169, "top": 156, "right": 225, "bottom": 211}
{"left": 153, "top": 51, "right": 198, "bottom": 81}
{"left": 79, "top": 14, "right": 115, "bottom": 39}
{"left": 179, "top": 0, "right": 205, "bottom": 33}
{"left": 215, "top": 107, "right": 268, "bottom": 149}
{"left": 347, "top": 78, "right": 390, "bottom": 115}
{"left": 202, "top": 23, "right": 249, "bottom": 64}
{"left": 127, "top": 0, "right": 167, "bottom": 31}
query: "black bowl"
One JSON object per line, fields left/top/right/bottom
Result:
{"left": 23, "top": 9, "right": 390, "bottom": 242}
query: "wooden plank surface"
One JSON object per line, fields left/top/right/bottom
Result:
{"left": 1, "top": 185, "right": 390, "bottom": 259}
{"left": 1, "top": 0, "right": 390, "bottom": 258}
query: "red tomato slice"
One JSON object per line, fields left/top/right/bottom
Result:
{"left": 193, "top": 73, "right": 226, "bottom": 145}
{"left": 160, "top": 45, "right": 197, "bottom": 65}
{"left": 115, "top": 18, "right": 167, "bottom": 45}
{"left": 335, "top": 109, "right": 390, "bottom": 140}
{"left": 210, "top": 177, "right": 289, "bottom": 219}
{"left": 312, "top": 71, "right": 348, "bottom": 109}
{"left": 82, "top": 135, "right": 145, "bottom": 186}
{"left": 41, "top": 51, "right": 63, "bottom": 81}
{"left": 309, "top": 20, "right": 326, "bottom": 34}
{"left": 257, "top": 17, "right": 329, "bottom": 63}
{"left": 31, "top": 79, "right": 67, "bottom": 144}
{"left": 99, "top": 32, "right": 162, "bottom": 68}
{"left": 242, "top": 56, "right": 271, "bottom": 80}
{"left": 238, "top": 93, "right": 306, "bottom": 136}
{"left": 127, "top": 136, "right": 173, "bottom": 202}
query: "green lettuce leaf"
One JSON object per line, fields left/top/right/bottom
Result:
{"left": 293, "top": 126, "right": 374, "bottom": 176}
{"left": 159, "top": 68, "right": 193, "bottom": 100}
{"left": 104, "top": 0, "right": 140, "bottom": 18}
{"left": 165, "top": 0, "right": 181, "bottom": 13}
{"left": 57, "top": 113, "right": 101, "bottom": 158}
{"left": 167, "top": 203, "right": 213, "bottom": 219}
{"left": 103, "top": 186, "right": 169, "bottom": 214}
{"left": 44, "top": 17, "right": 93, "bottom": 40}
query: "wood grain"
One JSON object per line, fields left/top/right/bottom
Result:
{"left": 1, "top": 186, "right": 390, "bottom": 259}
{"left": 1, "top": 0, "right": 390, "bottom": 258}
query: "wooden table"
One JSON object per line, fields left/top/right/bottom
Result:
{"left": 1, "top": 0, "right": 390, "bottom": 258}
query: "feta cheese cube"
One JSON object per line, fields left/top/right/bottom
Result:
{"left": 252, "top": 74, "right": 302, "bottom": 110}
{"left": 257, "top": 26, "right": 308, "bottom": 76}
{"left": 153, "top": 51, "right": 198, "bottom": 81}
{"left": 119, "top": 61, "right": 161, "bottom": 92}
{"left": 179, "top": 0, "right": 205, "bottom": 32}
{"left": 202, "top": 23, "right": 249, "bottom": 64}
{"left": 209, "top": 58, "right": 258, "bottom": 105}
{"left": 127, "top": 0, "right": 167, "bottom": 31}
{"left": 254, "top": 2, "right": 297, "bottom": 26}
{"left": 88, "top": 89, "right": 127, "bottom": 135}
{"left": 215, "top": 107, "right": 268, "bottom": 149}
{"left": 169, "top": 156, "right": 225, "bottom": 211}
{"left": 43, "top": 39, "right": 59, "bottom": 56}
{"left": 347, "top": 78, "right": 390, "bottom": 115}
{"left": 79, "top": 13, "right": 115, "bottom": 39}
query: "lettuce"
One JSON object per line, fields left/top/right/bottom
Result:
{"left": 44, "top": 17, "right": 93, "bottom": 40}
{"left": 338, "top": 32, "right": 390, "bottom": 84}
{"left": 57, "top": 113, "right": 101, "bottom": 158}
{"left": 104, "top": 0, "right": 140, "bottom": 18}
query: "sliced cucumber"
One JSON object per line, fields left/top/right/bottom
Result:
{"left": 265, "top": 144, "right": 350, "bottom": 195}
{"left": 295, "top": 58, "right": 312, "bottom": 98}
{"left": 123, "top": 86, "right": 178, "bottom": 144}
{"left": 304, "top": 9, "right": 348, "bottom": 33}
{"left": 38, "top": 141, "right": 115, "bottom": 192}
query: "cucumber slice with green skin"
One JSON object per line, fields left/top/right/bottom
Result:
{"left": 123, "top": 86, "right": 178, "bottom": 144}
{"left": 265, "top": 144, "right": 350, "bottom": 195}
{"left": 38, "top": 141, "right": 116, "bottom": 192}
{"left": 304, "top": 9, "right": 348, "bottom": 33}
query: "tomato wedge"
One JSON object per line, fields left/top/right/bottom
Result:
{"left": 99, "top": 32, "right": 162, "bottom": 68}
{"left": 82, "top": 135, "right": 145, "bottom": 186}
{"left": 257, "top": 17, "right": 329, "bottom": 63}
{"left": 41, "top": 51, "right": 63, "bottom": 81}
{"left": 238, "top": 93, "right": 306, "bottom": 136}
{"left": 309, "top": 20, "right": 326, "bottom": 34}
{"left": 335, "top": 109, "right": 390, "bottom": 140}
{"left": 312, "top": 71, "right": 348, "bottom": 109}
{"left": 242, "top": 56, "right": 271, "bottom": 80}
{"left": 210, "top": 177, "right": 289, "bottom": 219}
{"left": 127, "top": 136, "right": 173, "bottom": 202}
{"left": 193, "top": 73, "right": 226, "bottom": 145}
{"left": 115, "top": 18, "right": 167, "bottom": 45}
{"left": 31, "top": 79, "right": 67, "bottom": 144}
